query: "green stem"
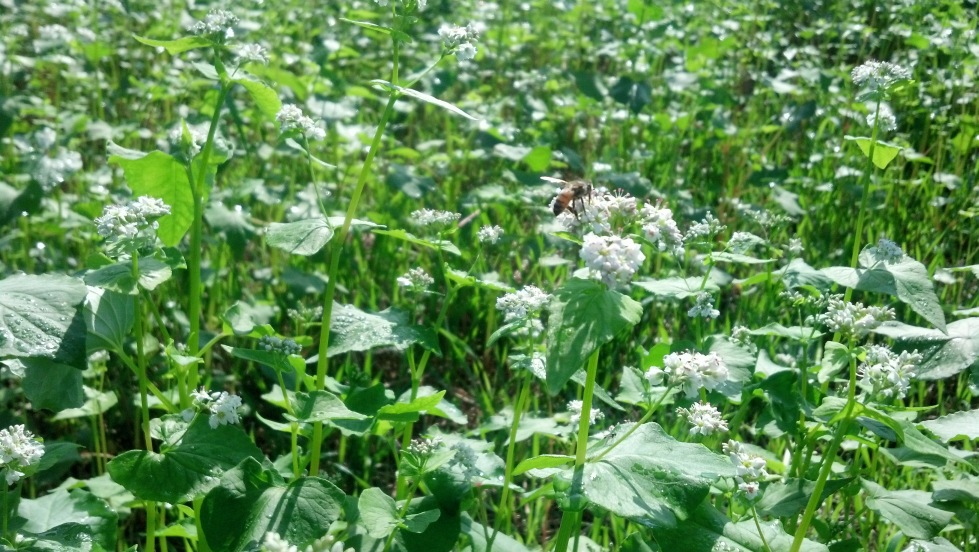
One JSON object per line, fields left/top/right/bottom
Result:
{"left": 487, "top": 372, "right": 532, "bottom": 550}
{"left": 751, "top": 504, "right": 772, "bottom": 552}
{"left": 309, "top": 92, "right": 399, "bottom": 477}
{"left": 790, "top": 344, "right": 858, "bottom": 552}
{"left": 552, "top": 349, "right": 600, "bottom": 552}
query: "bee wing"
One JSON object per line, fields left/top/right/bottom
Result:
{"left": 540, "top": 176, "right": 567, "bottom": 185}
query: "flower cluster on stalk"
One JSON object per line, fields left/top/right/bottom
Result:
{"left": 645, "top": 351, "right": 729, "bottom": 397}
{"left": 94, "top": 196, "right": 171, "bottom": 257}
{"left": 184, "top": 388, "right": 244, "bottom": 429}
{"left": 0, "top": 425, "right": 45, "bottom": 485}
{"left": 276, "top": 105, "right": 326, "bottom": 141}
{"left": 261, "top": 531, "right": 352, "bottom": 552}
{"left": 723, "top": 440, "right": 769, "bottom": 499}
{"left": 439, "top": 23, "right": 479, "bottom": 61}
{"left": 677, "top": 402, "right": 728, "bottom": 436}
{"left": 191, "top": 9, "right": 239, "bottom": 42}
{"left": 868, "top": 238, "right": 904, "bottom": 264}
{"left": 397, "top": 267, "right": 435, "bottom": 291}
{"left": 817, "top": 295, "right": 894, "bottom": 339}
{"left": 258, "top": 335, "right": 302, "bottom": 356}
{"left": 858, "top": 345, "right": 921, "bottom": 400}
{"left": 567, "top": 399, "right": 604, "bottom": 426}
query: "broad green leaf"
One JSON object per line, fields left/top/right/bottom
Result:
{"left": 377, "top": 391, "right": 445, "bottom": 423}
{"left": 817, "top": 341, "right": 851, "bottom": 383}
{"left": 401, "top": 497, "right": 456, "bottom": 552}
{"left": 339, "top": 18, "right": 412, "bottom": 43}
{"left": 875, "top": 319, "right": 979, "bottom": 380}
{"left": 0, "top": 273, "right": 87, "bottom": 368}
{"left": 329, "top": 303, "right": 439, "bottom": 357}
{"left": 653, "top": 502, "right": 829, "bottom": 552}
{"left": 568, "top": 423, "right": 735, "bottom": 528}
{"left": 900, "top": 538, "right": 966, "bottom": 552}
{"left": 234, "top": 76, "right": 282, "bottom": 119}
{"left": 881, "top": 420, "right": 963, "bottom": 468}
{"left": 609, "top": 76, "right": 651, "bottom": 114}
{"left": 371, "top": 80, "right": 479, "bottom": 120}
{"left": 372, "top": 228, "right": 461, "bottom": 256}
{"left": 83, "top": 256, "right": 172, "bottom": 294}
{"left": 265, "top": 218, "right": 335, "bottom": 256}
{"left": 133, "top": 34, "right": 212, "bottom": 54}
{"left": 200, "top": 458, "right": 345, "bottom": 552}
{"left": 18, "top": 489, "right": 117, "bottom": 549}
{"left": 358, "top": 487, "right": 400, "bottom": 539}
{"left": 22, "top": 358, "right": 84, "bottom": 412}
{"left": 107, "top": 416, "right": 263, "bottom": 503}
{"left": 545, "top": 279, "right": 642, "bottom": 394}
{"left": 932, "top": 478, "right": 979, "bottom": 503}
{"left": 84, "top": 287, "right": 134, "bottom": 353}
{"left": 227, "top": 345, "right": 304, "bottom": 373}
{"left": 626, "top": 0, "right": 663, "bottom": 22}
{"left": 844, "top": 135, "right": 902, "bottom": 170}
{"left": 711, "top": 251, "right": 775, "bottom": 265}
{"left": 460, "top": 515, "right": 531, "bottom": 552}
{"left": 632, "top": 276, "right": 719, "bottom": 299}
{"left": 749, "top": 323, "right": 822, "bottom": 341}
{"left": 756, "top": 478, "right": 854, "bottom": 518}
{"left": 287, "top": 390, "right": 368, "bottom": 424}
{"left": 862, "top": 479, "right": 954, "bottom": 539}
{"left": 919, "top": 409, "right": 979, "bottom": 442}
{"left": 820, "top": 256, "right": 946, "bottom": 332}
{"left": 513, "top": 454, "right": 574, "bottom": 476}
{"left": 106, "top": 145, "right": 194, "bottom": 247}
{"left": 53, "top": 387, "right": 117, "bottom": 420}
{"left": 522, "top": 146, "right": 552, "bottom": 172}
{"left": 403, "top": 507, "right": 440, "bottom": 534}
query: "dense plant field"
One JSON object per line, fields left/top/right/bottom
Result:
{"left": 1, "top": 0, "right": 977, "bottom": 550}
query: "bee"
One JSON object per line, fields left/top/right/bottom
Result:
{"left": 543, "top": 176, "right": 593, "bottom": 218}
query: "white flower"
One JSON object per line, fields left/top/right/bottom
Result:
{"left": 236, "top": 43, "right": 269, "bottom": 64}
{"left": 496, "top": 286, "right": 550, "bottom": 322}
{"left": 787, "top": 238, "right": 804, "bottom": 256}
{"left": 439, "top": 23, "right": 479, "bottom": 61}
{"left": 191, "top": 9, "right": 239, "bottom": 41}
{"left": 397, "top": 267, "right": 434, "bottom": 290}
{"left": 567, "top": 400, "right": 603, "bottom": 426}
{"left": 410, "top": 209, "right": 461, "bottom": 229}
{"left": 727, "top": 231, "right": 760, "bottom": 254}
{"left": 36, "top": 150, "right": 83, "bottom": 190}
{"left": 208, "top": 392, "right": 243, "bottom": 428}
{"left": 818, "top": 296, "right": 894, "bottom": 338}
{"left": 529, "top": 353, "right": 546, "bottom": 379}
{"left": 276, "top": 104, "right": 326, "bottom": 141}
{"left": 851, "top": 60, "right": 911, "bottom": 92}
{"left": 455, "top": 42, "right": 477, "bottom": 61}
{"left": 658, "top": 351, "right": 728, "bottom": 396}
{"left": 868, "top": 238, "right": 904, "bottom": 263}
{"left": 95, "top": 196, "right": 171, "bottom": 253}
{"left": 723, "top": 440, "right": 768, "bottom": 499}
{"left": 262, "top": 532, "right": 298, "bottom": 552}
{"left": 640, "top": 204, "right": 684, "bottom": 254}
{"left": 677, "top": 402, "right": 728, "bottom": 436}
{"left": 685, "top": 212, "right": 725, "bottom": 242}
{"left": 687, "top": 292, "right": 720, "bottom": 320}
{"left": 0, "top": 425, "right": 45, "bottom": 486}
{"left": 859, "top": 345, "right": 921, "bottom": 400}
{"left": 477, "top": 225, "right": 504, "bottom": 244}
{"left": 579, "top": 232, "right": 645, "bottom": 288}
{"left": 867, "top": 102, "right": 897, "bottom": 132}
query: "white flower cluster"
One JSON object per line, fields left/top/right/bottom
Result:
{"left": 476, "top": 224, "right": 504, "bottom": 244}
{"left": 687, "top": 291, "right": 720, "bottom": 320}
{"left": 262, "top": 531, "right": 352, "bottom": 552}
{"left": 449, "top": 442, "right": 481, "bottom": 481}
{"left": 95, "top": 196, "right": 171, "bottom": 252}
{"left": 851, "top": 60, "right": 911, "bottom": 92}
{"left": 645, "top": 351, "right": 728, "bottom": 397}
{"left": 567, "top": 399, "right": 603, "bottom": 426}
{"left": 185, "top": 388, "right": 244, "bottom": 429}
{"left": 685, "top": 212, "right": 726, "bottom": 242}
{"left": 727, "top": 231, "right": 759, "bottom": 254}
{"left": 191, "top": 9, "right": 239, "bottom": 41}
{"left": 439, "top": 23, "right": 479, "bottom": 61}
{"left": 677, "top": 402, "right": 728, "bottom": 436}
{"left": 496, "top": 285, "right": 550, "bottom": 322}
{"left": 408, "top": 437, "right": 442, "bottom": 456}
{"left": 868, "top": 238, "right": 904, "bottom": 264}
{"left": 236, "top": 43, "right": 269, "bottom": 65}
{"left": 723, "top": 440, "right": 769, "bottom": 499}
{"left": 640, "top": 203, "right": 684, "bottom": 255}
{"left": 818, "top": 296, "right": 894, "bottom": 338}
{"left": 859, "top": 345, "right": 921, "bottom": 400}
{"left": 555, "top": 186, "right": 636, "bottom": 236}
{"left": 396, "top": 267, "right": 434, "bottom": 290}
{"left": 787, "top": 238, "right": 804, "bottom": 256}
{"left": 257, "top": 335, "right": 302, "bottom": 356}
{"left": 0, "top": 425, "right": 45, "bottom": 485}
{"left": 411, "top": 208, "right": 461, "bottom": 229}
{"left": 867, "top": 102, "right": 897, "bottom": 132}
{"left": 276, "top": 105, "right": 326, "bottom": 141}
{"left": 580, "top": 232, "right": 645, "bottom": 288}
{"left": 36, "top": 150, "right": 83, "bottom": 190}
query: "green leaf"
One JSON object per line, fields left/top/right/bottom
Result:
{"left": 84, "top": 287, "right": 134, "bottom": 353}
{"left": 820, "top": 255, "right": 946, "bottom": 332}
{"left": 710, "top": 251, "right": 775, "bottom": 265}
{"left": 756, "top": 478, "right": 854, "bottom": 517}
{"left": 377, "top": 391, "right": 445, "bottom": 423}
{"left": 358, "top": 487, "right": 400, "bottom": 539}
{"left": 287, "top": 390, "right": 368, "bottom": 424}
{"left": 632, "top": 276, "right": 719, "bottom": 299}
{"left": 329, "top": 303, "right": 438, "bottom": 357}
{"left": 919, "top": 409, "right": 979, "bottom": 442}
{"left": 200, "top": 458, "right": 346, "bottom": 552}
{"left": 339, "top": 18, "right": 412, "bottom": 43}
{"left": 0, "top": 273, "right": 87, "bottom": 369}
{"left": 875, "top": 319, "right": 979, "bottom": 380}
{"left": 371, "top": 80, "right": 479, "bottom": 120}
{"left": 545, "top": 279, "right": 642, "bottom": 394}
{"left": 900, "top": 538, "right": 967, "bottom": 552}
{"left": 749, "top": 323, "right": 822, "bottom": 341}
{"left": 234, "top": 76, "right": 282, "bottom": 119}
{"left": 653, "top": 502, "right": 829, "bottom": 552}
{"left": 513, "top": 454, "right": 574, "bottom": 476}
{"left": 265, "top": 218, "right": 335, "bottom": 256}
{"left": 107, "top": 416, "right": 263, "bottom": 503}
{"left": 53, "top": 387, "right": 118, "bottom": 420}
{"left": 106, "top": 145, "right": 197, "bottom": 247}
{"left": 22, "top": 358, "right": 85, "bottom": 412}
{"left": 227, "top": 345, "right": 304, "bottom": 373}
{"left": 571, "top": 423, "right": 735, "bottom": 528}
{"left": 18, "top": 489, "right": 117, "bottom": 549}
{"left": 862, "top": 479, "right": 954, "bottom": 539}
{"left": 460, "top": 515, "right": 531, "bottom": 552}
{"left": 882, "top": 420, "right": 964, "bottom": 468}
{"left": 371, "top": 228, "right": 461, "bottom": 256}
{"left": 844, "top": 135, "right": 903, "bottom": 170}
{"left": 133, "top": 34, "right": 213, "bottom": 55}
{"left": 403, "top": 507, "right": 440, "bottom": 534}
{"left": 609, "top": 76, "right": 651, "bottom": 114}
{"left": 401, "top": 497, "right": 456, "bottom": 552}
{"left": 83, "top": 257, "right": 172, "bottom": 294}
{"left": 522, "top": 146, "right": 552, "bottom": 172}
